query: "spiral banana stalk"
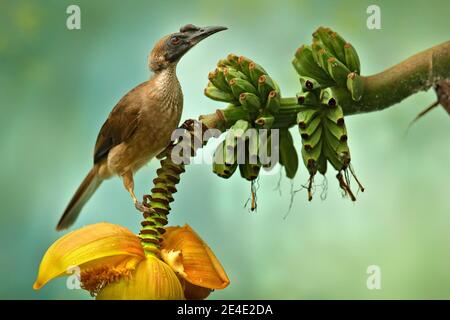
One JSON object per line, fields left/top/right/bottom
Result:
{"left": 139, "top": 120, "right": 208, "bottom": 255}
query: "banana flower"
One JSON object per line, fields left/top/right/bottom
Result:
{"left": 33, "top": 222, "right": 229, "bottom": 299}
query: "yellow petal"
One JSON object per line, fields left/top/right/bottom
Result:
{"left": 161, "top": 224, "right": 230, "bottom": 290}
{"left": 96, "top": 256, "right": 184, "bottom": 300}
{"left": 33, "top": 222, "right": 144, "bottom": 290}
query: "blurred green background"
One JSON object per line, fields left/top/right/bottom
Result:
{"left": 1, "top": 0, "right": 449, "bottom": 299}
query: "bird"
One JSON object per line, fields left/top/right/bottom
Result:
{"left": 56, "top": 24, "right": 227, "bottom": 230}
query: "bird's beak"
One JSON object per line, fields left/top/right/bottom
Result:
{"left": 187, "top": 26, "right": 228, "bottom": 46}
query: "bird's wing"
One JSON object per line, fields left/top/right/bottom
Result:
{"left": 93, "top": 82, "right": 147, "bottom": 164}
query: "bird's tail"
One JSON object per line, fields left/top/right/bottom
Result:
{"left": 56, "top": 166, "right": 102, "bottom": 231}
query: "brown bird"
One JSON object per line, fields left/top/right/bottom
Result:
{"left": 57, "top": 24, "right": 227, "bottom": 230}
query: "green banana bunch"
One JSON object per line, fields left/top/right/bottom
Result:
{"left": 207, "top": 34, "right": 363, "bottom": 201}
{"left": 290, "top": 27, "right": 364, "bottom": 200}
{"left": 207, "top": 54, "right": 298, "bottom": 181}
{"left": 297, "top": 87, "right": 360, "bottom": 200}
{"left": 205, "top": 54, "right": 282, "bottom": 125}
{"left": 293, "top": 27, "right": 364, "bottom": 101}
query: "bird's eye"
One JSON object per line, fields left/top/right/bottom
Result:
{"left": 171, "top": 36, "right": 181, "bottom": 45}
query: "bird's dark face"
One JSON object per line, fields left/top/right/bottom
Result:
{"left": 149, "top": 24, "right": 227, "bottom": 72}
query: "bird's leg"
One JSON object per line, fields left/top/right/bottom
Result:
{"left": 122, "top": 171, "right": 153, "bottom": 213}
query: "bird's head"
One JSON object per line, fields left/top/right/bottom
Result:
{"left": 148, "top": 24, "right": 227, "bottom": 72}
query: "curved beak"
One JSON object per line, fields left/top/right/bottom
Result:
{"left": 188, "top": 26, "right": 228, "bottom": 46}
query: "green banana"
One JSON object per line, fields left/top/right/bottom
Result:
{"left": 249, "top": 62, "right": 267, "bottom": 85}
{"left": 213, "top": 141, "right": 238, "bottom": 178}
{"left": 265, "top": 90, "right": 280, "bottom": 114}
{"left": 325, "top": 104, "right": 345, "bottom": 125}
{"left": 229, "top": 78, "right": 258, "bottom": 98}
{"left": 329, "top": 31, "right": 347, "bottom": 63}
{"left": 346, "top": 72, "right": 364, "bottom": 101}
{"left": 315, "top": 48, "right": 334, "bottom": 72}
{"left": 344, "top": 43, "right": 361, "bottom": 74}
{"left": 213, "top": 161, "right": 237, "bottom": 179}
{"left": 239, "top": 92, "right": 262, "bottom": 112}
{"left": 325, "top": 118, "right": 348, "bottom": 142}
{"left": 301, "top": 139, "right": 323, "bottom": 174}
{"left": 311, "top": 42, "right": 325, "bottom": 66}
{"left": 297, "top": 90, "right": 320, "bottom": 106}
{"left": 296, "top": 107, "right": 320, "bottom": 129}
{"left": 239, "top": 163, "right": 261, "bottom": 181}
{"left": 300, "top": 76, "right": 322, "bottom": 91}
{"left": 257, "top": 75, "right": 277, "bottom": 103}
{"left": 320, "top": 88, "right": 338, "bottom": 107}
{"left": 208, "top": 68, "right": 231, "bottom": 93}
{"left": 204, "top": 83, "right": 236, "bottom": 103}
{"left": 226, "top": 53, "right": 240, "bottom": 69}
{"left": 322, "top": 125, "right": 342, "bottom": 152}
{"left": 255, "top": 111, "right": 275, "bottom": 129}
{"left": 327, "top": 57, "right": 351, "bottom": 86}
{"left": 314, "top": 27, "right": 338, "bottom": 58}
{"left": 223, "top": 67, "right": 248, "bottom": 82}
{"left": 238, "top": 56, "right": 252, "bottom": 78}
{"left": 322, "top": 138, "right": 345, "bottom": 171}
{"left": 302, "top": 125, "right": 323, "bottom": 150}
{"left": 217, "top": 59, "right": 230, "bottom": 68}
{"left": 299, "top": 115, "right": 321, "bottom": 139}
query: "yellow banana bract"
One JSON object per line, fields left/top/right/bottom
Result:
{"left": 161, "top": 225, "right": 230, "bottom": 292}
{"left": 96, "top": 255, "right": 184, "bottom": 300}
{"left": 33, "top": 222, "right": 145, "bottom": 291}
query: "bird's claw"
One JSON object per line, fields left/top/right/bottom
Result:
{"left": 135, "top": 201, "right": 154, "bottom": 214}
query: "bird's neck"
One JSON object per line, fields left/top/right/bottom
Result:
{"left": 150, "top": 64, "right": 183, "bottom": 111}
{"left": 151, "top": 65, "right": 179, "bottom": 89}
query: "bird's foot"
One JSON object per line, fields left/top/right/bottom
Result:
{"left": 135, "top": 199, "right": 154, "bottom": 215}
